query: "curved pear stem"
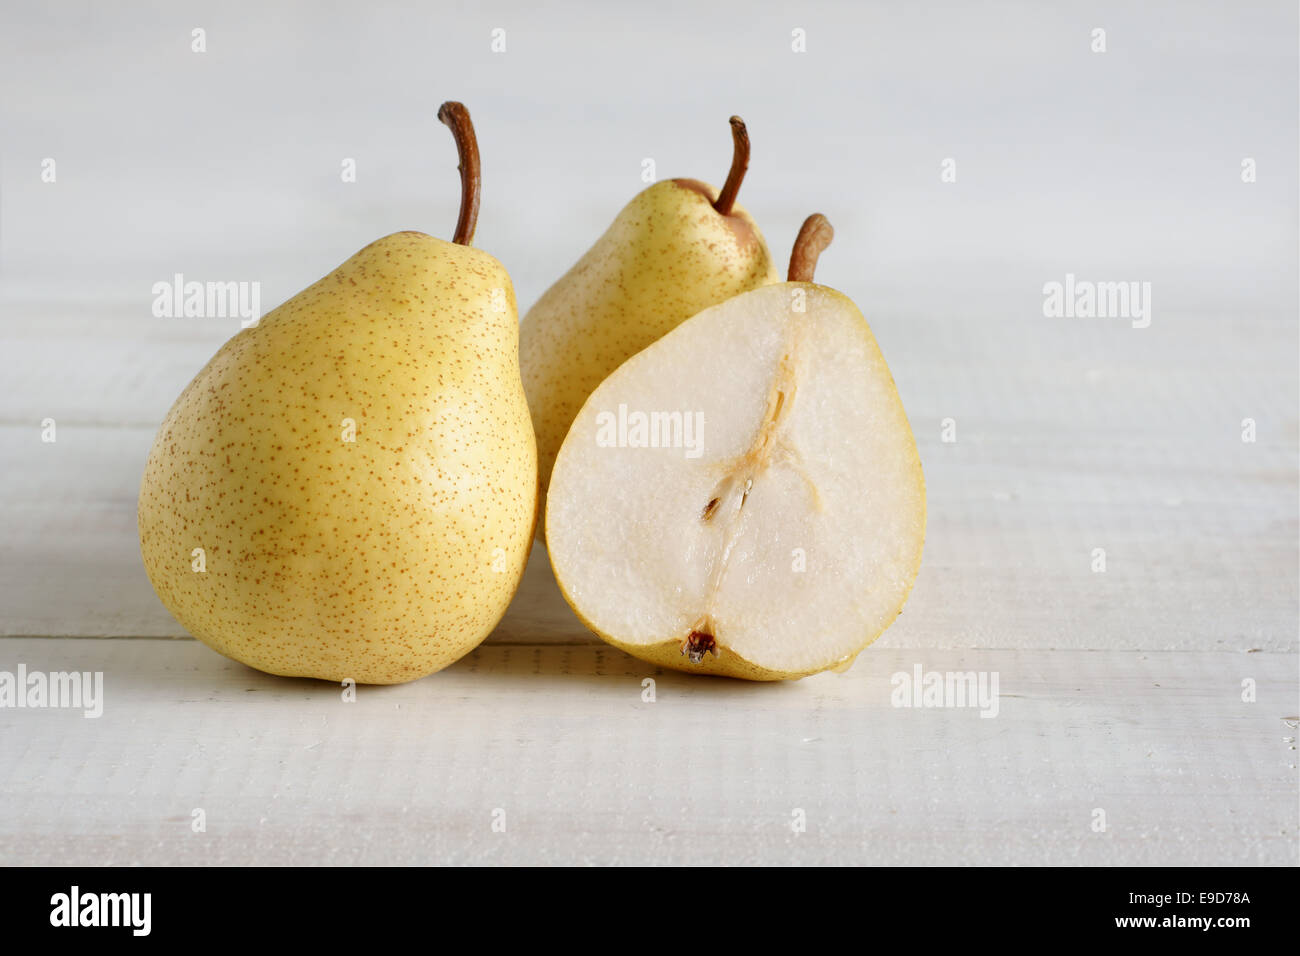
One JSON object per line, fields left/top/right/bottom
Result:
{"left": 712, "top": 116, "right": 750, "bottom": 217}
{"left": 787, "top": 214, "right": 834, "bottom": 282}
{"left": 437, "top": 101, "right": 481, "bottom": 246}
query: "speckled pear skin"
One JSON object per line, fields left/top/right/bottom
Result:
{"left": 520, "top": 178, "right": 778, "bottom": 529}
{"left": 138, "top": 231, "right": 538, "bottom": 684}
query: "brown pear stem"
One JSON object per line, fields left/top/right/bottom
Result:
{"left": 437, "top": 101, "right": 481, "bottom": 246}
{"left": 787, "top": 214, "right": 834, "bottom": 282}
{"left": 712, "top": 116, "right": 750, "bottom": 216}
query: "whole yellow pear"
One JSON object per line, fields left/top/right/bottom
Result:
{"left": 138, "top": 104, "right": 537, "bottom": 684}
{"left": 520, "top": 117, "right": 779, "bottom": 529}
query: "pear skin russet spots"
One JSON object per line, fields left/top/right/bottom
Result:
{"left": 138, "top": 103, "right": 538, "bottom": 684}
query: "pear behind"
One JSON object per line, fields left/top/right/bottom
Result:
{"left": 520, "top": 178, "right": 778, "bottom": 525}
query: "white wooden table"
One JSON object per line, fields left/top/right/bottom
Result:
{"left": 1, "top": 1, "right": 1296, "bottom": 865}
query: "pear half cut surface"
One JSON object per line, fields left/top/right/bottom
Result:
{"left": 545, "top": 217, "right": 925, "bottom": 680}
{"left": 138, "top": 103, "right": 537, "bottom": 685}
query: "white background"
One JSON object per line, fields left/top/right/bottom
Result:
{"left": 0, "top": 1, "right": 1296, "bottom": 864}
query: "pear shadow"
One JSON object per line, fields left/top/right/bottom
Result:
{"left": 444, "top": 641, "right": 812, "bottom": 699}
{"left": 131, "top": 635, "right": 804, "bottom": 702}
{"left": 116, "top": 543, "right": 812, "bottom": 700}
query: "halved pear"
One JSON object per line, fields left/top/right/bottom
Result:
{"left": 545, "top": 215, "right": 925, "bottom": 680}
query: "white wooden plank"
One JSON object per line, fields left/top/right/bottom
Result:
{"left": 0, "top": 640, "right": 1292, "bottom": 865}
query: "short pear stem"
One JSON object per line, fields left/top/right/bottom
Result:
{"left": 787, "top": 214, "right": 834, "bottom": 282}
{"left": 437, "top": 101, "right": 481, "bottom": 246}
{"left": 712, "top": 116, "right": 750, "bottom": 217}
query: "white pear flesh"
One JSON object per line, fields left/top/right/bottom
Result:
{"left": 545, "top": 283, "right": 925, "bottom": 680}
